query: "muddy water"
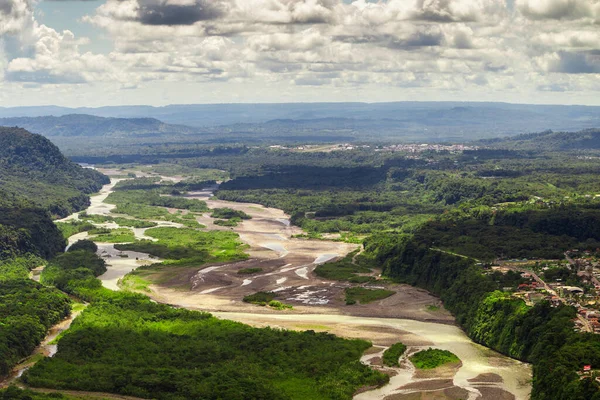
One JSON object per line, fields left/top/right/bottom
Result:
{"left": 60, "top": 180, "right": 188, "bottom": 290}
{"left": 57, "top": 179, "right": 123, "bottom": 222}
{"left": 68, "top": 174, "right": 532, "bottom": 400}
{"left": 96, "top": 244, "right": 157, "bottom": 291}
{"left": 213, "top": 312, "right": 531, "bottom": 400}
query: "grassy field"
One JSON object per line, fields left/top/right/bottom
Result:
{"left": 409, "top": 349, "right": 460, "bottom": 370}
{"left": 314, "top": 250, "right": 375, "bottom": 283}
{"left": 115, "top": 227, "right": 248, "bottom": 290}
{"left": 56, "top": 221, "right": 95, "bottom": 239}
{"left": 89, "top": 228, "right": 135, "bottom": 243}
{"left": 344, "top": 287, "right": 395, "bottom": 305}
{"left": 106, "top": 190, "right": 208, "bottom": 213}
{"left": 80, "top": 212, "right": 158, "bottom": 228}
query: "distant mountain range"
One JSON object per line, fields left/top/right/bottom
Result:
{"left": 1, "top": 102, "right": 599, "bottom": 134}
{"left": 0, "top": 102, "right": 599, "bottom": 151}
{"left": 0, "top": 114, "right": 196, "bottom": 137}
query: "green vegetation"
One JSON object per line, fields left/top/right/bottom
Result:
{"left": 0, "top": 256, "right": 71, "bottom": 377}
{"left": 23, "top": 242, "right": 387, "bottom": 400}
{"left": 243, "top": 291, "right": 277, "bottom": 305}
{"left": 238, "top": 267, "right": 263, "bottom": 275}
{"left": 114, "top": 227, "right": 247, "bottom": 291}
{"left": 211, "top": 208, "right": 251, "bottom": 220}
{"left": 0, "top": 387, "right": 78, "bottom": 400}
{"left": 9, "top": 125, "right": 600, "bottom": 398}
{"left": 79, "top": 212, "right": 158, "bottom": 228}
{"left": 137, "top": 164, "right": 227, "bottom": 181}
{"left": 89, "top": 228, "right": 135, "bottom": 243}
{"left": 55, "top": 220, "right": 94, "bottom": 240}
{"left": 366, "top": 234, "right": 600, "bottom": 399}
{"left": 106, "top": 189, "right": 209, "bottom": 214}
{"left": 382, "top": 342, "right": 407, "bottom": 367}
{"left": 0, "top": 129, "right": 108, "bottom": 380}
{"left": 242, "top": 293, "right": 292, "bottom": 310}
{"left": 268, "top": 300, "right": 294, "bottom": 310}
{"left": 67, "top": 239, "right": 97, "bottom": 253}
{"left": 214, "top": 218, "right": 240, "bottom": 227}
{"left": 104, "top": 190, "right": 207, "bottom": 228}
{"left": 177, "top": 215, "right": 203, "bottom": 228}
{"left": 0, "top": 127, "right": 108, "bottom": 218}
{"left": 113, "top": 202, "right": 170, "bottom": 219}
{"left": 119, "top": 273, "right": 152, "bottom": 293}
{"left": 113, "top": 175, "right": 218, "bottom": 193}
{"left": 115, "top": 227, "right": 247, "bottom": 264}
{"left": 314, "top": 250, "right": 375, "bottom": 283}
{"left": 409, "top": 349, "right": 460, "bottom": 370}
{"left": 41, "top": 250, "right": 107, "bottom": 292}
{"left": 344, "top": 287, "right": 395, "bottom": 305}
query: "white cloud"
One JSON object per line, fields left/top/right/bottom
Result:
{"left": 516, "top": 0, "right": 600, "bottom": 21}
{"left": 0, "top": 0, "right": 599, "bottom": 105}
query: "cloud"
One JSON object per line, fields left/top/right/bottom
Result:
{"left": 2, "top": 0, "right": 600, "bottom": 103}
{"left": 0, "top": 0, "right": 33, "bottom": 36}
{"left": 5, "top": 25, "right": 103, "bottom": 84}
{"left": 91, "top": 0, "right": 227, "bottom": 26}
{"left": 516, "top": 0, "right": 599, "bottom": 21}
{"left": 548, "top": 51, "right": 600, "bottom": 73}
{"left": 410, "top": 0, "right": 484, "bottom": 22}
{"left": 138, "top": 0, "right": 227, "bottom": 25}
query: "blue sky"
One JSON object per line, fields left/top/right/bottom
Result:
{"left": 1, "top": 0, "right": 599, "bottom": 107}
{"left": 36, "top": 1, "right": 112, "bottom": 54}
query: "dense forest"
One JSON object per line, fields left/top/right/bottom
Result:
{"left": 0, "top": 127, "right": 108, "bottom": 260}
{"left": 23, "top": 243, "right": 387, "bottom": 400}
{"left": 0, "top": 256, "right": 71, "bottom": 377}
{"left": 364, "top": 234, "right": 600, "bottom": 399}
{"left": 0, "top": 128, "right": 108, "bottom": 384}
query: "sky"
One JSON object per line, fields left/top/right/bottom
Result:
{"left": 0, "top": 0, "right": 599, "bottom": 107}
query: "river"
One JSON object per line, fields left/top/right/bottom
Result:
{"left": 58, "top": 173, "right": 533, "bottom": 399}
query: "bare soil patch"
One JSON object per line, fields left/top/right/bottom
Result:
{"left": 468, "top": 373, "right": 504, "bottom": 383}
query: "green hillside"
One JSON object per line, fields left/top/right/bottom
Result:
{"left": 0, "top": 114, "right": 196, "bottom": 137}
{"left": 483, "top": 128, "right": 600, "bottom": 151}
{"left": 0, "top": 127, "right": 108, "bottom": 259}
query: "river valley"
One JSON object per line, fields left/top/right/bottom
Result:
{"left": 15, "top": 168, "right": 533, "bottom": 400}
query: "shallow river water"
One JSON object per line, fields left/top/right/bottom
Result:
{"left": 62, "top": 176, "right": 532, "bottom": 400}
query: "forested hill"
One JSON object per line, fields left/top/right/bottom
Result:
{"left": 482, "top": 128, "right": 600, "bottom": 151}
{"left": 0, "top": 127, "right": 109, "bottom": 259}
{"left": 0, "top": 114, "right": 197, "bottom": 137}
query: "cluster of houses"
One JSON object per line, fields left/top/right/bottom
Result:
{"left": 268, "top": 144, "right": 371, "bottom": 152}
{"left": 576, "top": 309, "right": 600, "bottom": 333}
{"left": 498, "top": 262, "right": 600, "bottom": 333}
{"left": 377, "top": 143, "right": 478, "bottom": 153}
{"left": 511, "top": 274, "right": 562, "bottom": 307}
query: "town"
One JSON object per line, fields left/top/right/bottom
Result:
{"left": 493, "top": 249, "right": 600, "bottom": 334}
